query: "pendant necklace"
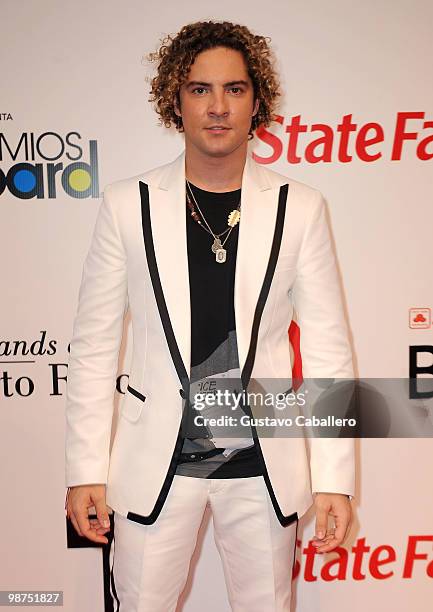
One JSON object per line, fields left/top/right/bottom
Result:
{"left": 186, "top": 180, "right": 241, "bottom": 264}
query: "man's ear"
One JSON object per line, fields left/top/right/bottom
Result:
{"left": 252, "top": 98, "right": 260, "bottom": 117}
{"left": 173, "top": 93, "right": 181, "bottom": 117}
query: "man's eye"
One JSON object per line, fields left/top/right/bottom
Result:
{"left": 229, "top": 87, "right": 242, "bottom": 94}
{"left": 192, "top": 87, "right": 207, "bottom": 94}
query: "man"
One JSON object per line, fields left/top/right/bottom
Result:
{"left": 65, "top": 20, "right": 355, "bottom": 611}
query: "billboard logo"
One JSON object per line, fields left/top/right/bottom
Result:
{"left": 0, "top": 131, "right": 99, "bottom": 199}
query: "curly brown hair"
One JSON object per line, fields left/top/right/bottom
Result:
{"left": 145, "top": 20, "right": 281, "bottom": 140}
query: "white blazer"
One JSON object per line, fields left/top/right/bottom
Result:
{"left": 65, "top": 149, "right": 355, "bottom": 527}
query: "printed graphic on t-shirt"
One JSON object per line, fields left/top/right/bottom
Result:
{"left": 174, "top": 183, "right": 263, "bottom": 479}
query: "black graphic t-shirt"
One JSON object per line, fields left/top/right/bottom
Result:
{"left": 174, "top": 182, "right": 263, "bottom": 479}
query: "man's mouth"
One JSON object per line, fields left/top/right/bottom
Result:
{"left": 205, "top": 126, "right": 231, "bottom": 131}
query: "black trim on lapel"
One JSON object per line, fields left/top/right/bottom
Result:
{"left": 241, "top": 183, "right": 289, "bottom": 389}
{"left": 126, "top": 181, "right": 189, "bottom": 526}
{"left": 129, "top": 180, "right": 297, "bottom": 528}
{"left": 240, "top": 183, "right": 298, "bottom": 527}
{"left": 138, "top": 181, "right": 189, "bottom": 392}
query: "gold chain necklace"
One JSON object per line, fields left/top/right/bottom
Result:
{"left": 186, "top": 180, "right": 241, "bottom": 264}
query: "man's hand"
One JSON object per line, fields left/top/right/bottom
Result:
{"left": 312, "top": 492, "right": 352, "bottom": 553}
{"left": 65, "top": 484, "right": 111, "bottom": 545}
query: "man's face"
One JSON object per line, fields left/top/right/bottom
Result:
{"left": 174, "top": 46, "right": 260, "bottom": 158}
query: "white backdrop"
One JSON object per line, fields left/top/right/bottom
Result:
{"left": 1, "top": 1, "right": 432, "bottom": 610}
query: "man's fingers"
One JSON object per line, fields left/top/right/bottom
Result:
{"left": 89, "top": 518, "right": 110, "bottom": 532}
{"left": 312, "top": 532, "right": 335, "bottom": 550}
{"left": 69, "top": 511, "right": 83, "bottom": 537}
{"left": 314, "top": 528, "right": 347, "bottom": 553}
{"left": 312, "top": 494, "right": 353, "bottom": 553}
{"left": 66, "top": 485, "right": 109, "bottom": 544}
{"left": 314, "top": 506, "right": 329, "bottom": 540}
{"left": 75, "top": 506, "right": 91, "bottom": 537}
{"left": 94, "top": 496, "right": 110, "bottom": 530}
{"left": 314, "top": 511, "right": 352, "bottom": 553}
{"left": 78, "top": 518, "right": 109, "bottom": 544}
{"left": 75, "top": 506, "right": 108, "bottom": 544}
{"left": 314, "top": 539, "right": 340, "bottom": 553}
{"left": 313, "top": 528, "right": 335, "bottom": 541}
{"left": 333, "top": 511, "right": 350, "bottom": 543}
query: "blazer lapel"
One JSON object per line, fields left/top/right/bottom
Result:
{"left": 146, "top": 151, "right": 191, "bottom": 383}
{"left": 142, "top": 149, "right": 287, "bottom": 386}
{"left": 235, "top": 155, "right": 286, "bottom": 378}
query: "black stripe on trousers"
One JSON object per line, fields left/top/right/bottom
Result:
{"left": 109, "top": 512, "right": 120, "bottom": 611}
{"left": 291, "top": 518, "right": 300, "bottom": 581}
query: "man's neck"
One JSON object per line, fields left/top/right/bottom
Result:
{"left": 184, "top": 141, "right": 248, "bottom": 192}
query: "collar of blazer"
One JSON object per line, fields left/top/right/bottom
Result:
{"left": 138, "top": 148, "right": 289, "bottom": 387}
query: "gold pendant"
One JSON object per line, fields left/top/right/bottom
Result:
{"left": 211, "top": 237, "right": 222, "bottom": 253}
{"left": 215, "top": 248, "right": 227, "bottom": 263}
{"left": 228, "top": 209, "right": 241, "bottom": 227}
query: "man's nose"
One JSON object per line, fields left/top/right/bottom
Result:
{"left": 207, "top": 91, "right": 229, "bottom": 117}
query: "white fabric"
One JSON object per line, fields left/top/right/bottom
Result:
{"left": 109, "top": 475, "right": 298, "bottom": 611}
{"left": 65, "top": 149, "right": 356, "bottom": 524}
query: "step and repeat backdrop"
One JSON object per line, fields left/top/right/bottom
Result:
{"left": 1, "top": 1, "right": 432, "bottom": 610}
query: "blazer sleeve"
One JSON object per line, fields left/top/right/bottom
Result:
{"left": 291, "top": 189, "right": 355, "bottom": 500}
{"left": 65, "top": 184, "right": 128, "bottom": 487}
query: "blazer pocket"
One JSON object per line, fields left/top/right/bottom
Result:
{"left": 121, "top": 384, "right": 146, "bottom": 422}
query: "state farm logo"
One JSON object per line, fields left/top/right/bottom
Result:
{"left": 409, "top": 308, "right": 431, "bottom": 329}
{"left": 254, "top": 111, "right": 433, "bottom": 164}
{"left": 294, "top": 535, "right": 433, "bottom": 582}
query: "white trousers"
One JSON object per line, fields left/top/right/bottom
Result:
{"left": 109, "top": 474, "right": 298, "bottom": 612}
